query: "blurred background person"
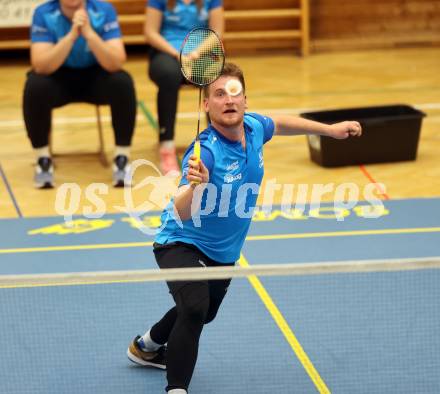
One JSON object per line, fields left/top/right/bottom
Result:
{"left": 144, "top": 0, "right": 224, "bottom": 174}
{"left": 23, "top": 0, "right": 137, "bottom": 188}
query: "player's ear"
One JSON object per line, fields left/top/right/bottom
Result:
{"left": 203, "top": 97, "right": 209, "bottom": 112}
{"left": 244, "top": 95, "right": 248, "bottom": 110}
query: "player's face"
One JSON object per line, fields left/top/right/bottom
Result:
{"left": 204, "top": 76, "right": 247, "bottom": 129}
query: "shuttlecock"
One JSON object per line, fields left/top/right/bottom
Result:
{"left": 225, "top": 79, "right": 242, "bottom": 96}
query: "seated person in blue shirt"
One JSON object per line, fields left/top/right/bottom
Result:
{"left": 23, "top": 0, "right": 137, "bottom": 188}
{"left": 127, "top": 63, "right": 362, "bottom": 394}
{"left": 144, "top": 0, "right": 224, "bottom": 175}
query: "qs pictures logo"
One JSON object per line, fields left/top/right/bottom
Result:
{"left": 54, "top": 159, "right": 182, "bottom": 236}
{"left": 115, "top": 159, "right": 182, "bottom": 235}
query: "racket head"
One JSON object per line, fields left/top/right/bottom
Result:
{"left": 180, "top": 27, "right": 225, "bottom": 87}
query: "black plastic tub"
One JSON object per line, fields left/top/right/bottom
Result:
{"left": 300, "top": 104, "right": 426, "bottom": 167}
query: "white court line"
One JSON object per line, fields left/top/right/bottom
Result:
{"left": 0, "top": 103, "right": 439, "bottom": 129}
{"left": 148, "top": 103, "right": 440, "bottom": 119}
{"left": 416, "top": 103, "right": 440, "bottom": 110}
{"left": 0, "top": 114, "right": 146, "bottom": 129}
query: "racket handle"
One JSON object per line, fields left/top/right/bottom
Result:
{"left": 194, "top": 140, "right": 201, "bottom": 163}
{"left": 191, "top": 140, "right": 201, "bottom": 186}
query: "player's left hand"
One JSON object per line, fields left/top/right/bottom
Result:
{"left": 328, "top": 121, "right": 362, "bottom": 139}
{"left": 73, "top": 9, "right": 94, "bottom": 40}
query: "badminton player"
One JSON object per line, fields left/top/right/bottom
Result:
{"left": 127, "top": 62, "right": 362, "bottom": 393}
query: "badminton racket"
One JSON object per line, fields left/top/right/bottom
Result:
{"left": 180, "top": 28, "right": 225, "bottom": 174}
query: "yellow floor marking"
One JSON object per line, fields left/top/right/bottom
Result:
{"left": 239, "top": 254, "right": 330, "bottom": 394}
{"left": 1, "top": 227, "right": 439, "bottom": 254}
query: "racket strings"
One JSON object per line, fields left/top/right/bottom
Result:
{"left": 179, "top": 28, "right": 225, "bottom": 166}
{"left": 180, "top": 28, "right": 225, "bottom": 86}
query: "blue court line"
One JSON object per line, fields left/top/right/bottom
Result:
{"left": 0, "top": 162, "right": 22, "bottom": 218}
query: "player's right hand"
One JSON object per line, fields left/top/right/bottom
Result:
{"left": 187, "top": 155, "right": 209, "bottom": 186}
{"left": 70, "top": 11, "right": 83, "bottom": 40}
{"left": 74, "top": 8, "right": 95, "bottom": 40}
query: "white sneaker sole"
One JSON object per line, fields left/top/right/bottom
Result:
{"left": 127, "top": 348, "right": 166, "bottom": 370}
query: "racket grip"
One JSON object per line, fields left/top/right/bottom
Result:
{"left": 191, "top": 140, "right": 201, "bottom": 186}
{"left": 194, "top": 140, "right": 201, "bottom": 163}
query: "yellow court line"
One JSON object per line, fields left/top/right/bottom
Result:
{"left": 246, "top": 227, "right": 440, "bottom": 241}
{"left": 0, "top": 241, "right": 153, "bottom": 254}
{"left": 1, "top": 226, "right": 439, "bottom": 254}
{"left": 238, "top": 254, "right": 330, "bottom": 394}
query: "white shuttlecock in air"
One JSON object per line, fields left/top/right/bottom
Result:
{"left": 225, "top": 79, "right": 242, "bottom": 96}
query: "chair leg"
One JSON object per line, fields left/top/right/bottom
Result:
{"left": 49, "top": 105, "right": 109, "bottom": 166}
{"left": 96, "top": 106, "right": 109, "bottom": 167}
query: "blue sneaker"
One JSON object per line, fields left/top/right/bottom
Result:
{"left": 34, "top": 157, "right": 54, "bottom": 189}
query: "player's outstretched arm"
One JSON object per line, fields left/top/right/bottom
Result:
{"left": 273, "top": 115, "right": 362, "bottom": 139}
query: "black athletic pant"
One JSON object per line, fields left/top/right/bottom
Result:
{"left": 148, "top": 50, "right": 186, "bottom": 143}
{"left": 151, "top": 242, "right": 234, "bottom": 392}
{"left": 23, "top": 66, "right": 137, "bottom": 149}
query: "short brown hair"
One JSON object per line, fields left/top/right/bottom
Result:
{"left": 204, "top": 62, "right": 246, "bottom": 97}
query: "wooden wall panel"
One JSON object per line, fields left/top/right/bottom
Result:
{"left": 7, "top": 0, "right": 439, "bottom": 54}
{"left": 223, "top": 0, "right": 299, "bottom": 10}
{"left": 226, "top": 15, "right": 299, "bottom": 33}
{"left": 310, "top": 0, "right": 440, "bottom": 51}
{"left": 0, "top": 0, "right": 308, "bottom": 55}
{"left": 110, "top": 0, "right": 145, "bottom": 14}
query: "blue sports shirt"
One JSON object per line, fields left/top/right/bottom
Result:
{"left": 30, "top": 0, "right": 121, "bottom": 68}
{"left": 155, "top": 113, "right": 275, "bottom": 263}
{"left": 147, "top": 0, "right": 222, "bottom": 51}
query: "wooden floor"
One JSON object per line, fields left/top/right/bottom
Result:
{"left": 0, "top": 47, "right": 439, "bottom": 218}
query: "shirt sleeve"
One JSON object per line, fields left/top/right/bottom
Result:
{"left": 30, "top": 7, "right": 55, "bottom": 43}
{"left": 208, "top": 0, "right": 223, "bottom": 10}
{"left": 247, "top": 112, "right": 275, "bottom": 144}
{"left": 101, "top": 4, "right": 122, "bottom": 40}
{"left": 147, "top": 0, "right": 166, "bottom": 12}
{"left": 179, "top": 145, "right": 215, "bottom": 187}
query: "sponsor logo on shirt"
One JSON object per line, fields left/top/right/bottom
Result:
{"left": 226, "top": 161, "right": 239, "bottom": 171}
{"left": 32, "top": 25, "right": 48, "bottom": 34}
{"left": 103, "top": 21, "right": 119, "bottom": 32}
{"left": 224, "top": 173, "right": 242, "bottom": 184}
{"left": 166, "top": 15, "right": 180, "bottom": 22}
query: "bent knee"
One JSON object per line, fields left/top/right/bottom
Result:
{"left": 175, "top": 284, "right": 210, "bottom": 324}
{"left": 107, "top": 70, "right": 135, "bottom": 91}
{"left": 181, "top": 297, "right": 209, "bottom": 324}
{"left": 204, "top": 311, "right": 217, "bottom": 325}
{"left": 24, "top": 72, "right": 56, "bottom": 99}
{"left": 149, "top": 65, "right": 182, "bottom": 89}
